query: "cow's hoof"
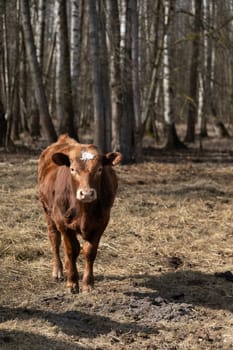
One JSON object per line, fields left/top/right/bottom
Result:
{"left": 67, "top": 284, "right": 79, "bottom": 294}
{"left": 52, "top": 266, "right": 63, "bottom": 281}
{"left": 53, "top": 275, "right": 64, "bottom": 282}
{"left": 82, "top": 284, "right": 94, "bottom": 293}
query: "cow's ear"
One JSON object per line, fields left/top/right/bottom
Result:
{"left": 52, "top": 152, "right": 70, "bottom": 167}
{"left": 103, "top": 152, "right": 123, "bottom": 166}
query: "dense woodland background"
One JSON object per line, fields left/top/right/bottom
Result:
{"left": 0, "top": 0, "right": 233, "bottom": 162}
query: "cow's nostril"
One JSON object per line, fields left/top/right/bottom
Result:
{"left": 77, "top": 189, "right": 85, "bottom": 199}
{"left": 77, "top": 188, "right": 96, "bottom": 202}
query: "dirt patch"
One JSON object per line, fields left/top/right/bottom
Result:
{"left": 0, "top": 142, "right": 233, "bottom": 349}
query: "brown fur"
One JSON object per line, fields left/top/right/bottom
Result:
{"left": 38, "top": 134, "right": 122, "bottom": 293}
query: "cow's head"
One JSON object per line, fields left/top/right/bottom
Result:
{"left": 52, "top": 146, "right": 122, "bottom": 203}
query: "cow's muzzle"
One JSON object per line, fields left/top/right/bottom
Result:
{"left": 76, "top": 188, "right": 97, "bottom": 203}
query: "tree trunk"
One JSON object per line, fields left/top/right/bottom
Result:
{"left": 30, "top": 0, "right": 45, "bottom": 139}
{"left": 0, "top": 101, "right": 7, "bottom": 147}
{"left": 162, "top": 0, "right": 185, "bottom": 150}
{"left": 99, "top": 0, "right": 112, "bottom": 152}
{"left": 87, "top": 0, "right": 105, "bottom": 151}
{"left": 120, "top": 0, "right": 134, "bottom": 163}
{"left": 21, "top": 0, "right": 57, "bottom": 143}
{"left": 131, "top": 0, "right": 142, "bottom": 162}
{"left": 2, "top": 4, "right": 12, "bottom": 146}
{"left": 36, "top": 0, "right": 45, "bottom": 65}
{"left": 55, "top": 0, "right": 78, "bottom": 139}
{"left": 107, "top": 0, "right": 121, "bottom": 151}
{"left": 70, "top": 0, "right": 80, "bottom": 128}
{"left": 197, "top": 72, "right": 207, "bottom": 138}
{"left": 197, "top": 0, "right": 208, "bottom": 138}
{"left": 163, "top": 0, "right": 172, "bottom": 127}
{"left": 214, "top": 121, "right": 230, "bottom": 138}
{"left": 185, "top": 0, "right": 202, "bottom": 143}
{"left": 141, "top": 0, "right": 162, "bottom": 133}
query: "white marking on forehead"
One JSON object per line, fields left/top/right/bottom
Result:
{"left": 80, "top": 151, "right": 95, "bottom": 161}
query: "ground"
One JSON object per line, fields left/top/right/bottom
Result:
{"left": 0, "top": 136, "right": 233, "bottom": 349}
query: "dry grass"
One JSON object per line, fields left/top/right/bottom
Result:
{"left": 0, "top": 140, "right": 233, "bottom": 349}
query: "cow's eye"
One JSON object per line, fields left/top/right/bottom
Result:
{"left": 71, "top": 168, "right": 79, "bottom": 175}
{"left": 97, "top": 166, "right": 103, "bottom": 173}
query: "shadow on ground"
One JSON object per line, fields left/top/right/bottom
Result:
{"left": 0, "top": 304, "right": 156, "bottom": 341}
{"left": 0, "top": 329, "right": 87, "bottom": 350}
{"left": 119, "top": 270, "right": 233, "bottom": 312}
{"left": 0, "top": 270, "right": 232, "bottom": 349}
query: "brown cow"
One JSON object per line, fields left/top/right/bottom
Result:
{"left": 38, "top": 134, "right": 122, "bottom": 293}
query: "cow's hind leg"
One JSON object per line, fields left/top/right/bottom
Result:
{"left": 82, "top": 235, "right": 101, "bottom": 292}
{"left": 63, "top": 230, "right": 80, "bottom": 294}
{"left": 47, "top": 219, "right": 63, "bottom": 281}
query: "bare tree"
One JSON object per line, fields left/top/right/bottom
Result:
{"left": 0, "top": 100, "right": 6, "bottom": 147}
{"left": 87, "top": 0, "right": 106, "bottom": 151}
{"left": 30, "top": 0, "right": 46, "bottom": 138}
{"left": 55, "top": 0, "right": 77, "bottom": 139}
{"left": 185, "top": 0, "right": 202, "bottom": 143}
{"left": 2, "top": 0, "right": 233, "bottom": 157}
{"left": 2, "top": 1, "right": 12, "bottom": 145}
{"left": 21, "top": 0, "right": 57, "bottom": 143}
{"left": 141, "top": 0, "right": 163, "bottom": 134}
{"left": 120, "top": 0, "right": 134, "bottom": 162}
{"left": 36, "top": 0, "right": 45, "bottom": 64}
{"left": 99, "top": 0, "right": 112, "bottom": 152}
{"left": 198, "top": 0, "right": 208, "bottom": 138}
{"left": 70, "top": 0, "right": 80, "bottom": 127}
{"left": 162, "top": 0, "right": 184, "bottom": 149}
{"left": 106, "top": 0, "right": 121, "bottom": 151}
{"left": 131, "top": 0, "right": 142, "bottom": 162}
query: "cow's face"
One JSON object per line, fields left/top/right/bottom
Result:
{"left": 52, "top": 146, "right": 122, "bottom": 203}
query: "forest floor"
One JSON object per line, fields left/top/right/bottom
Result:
{"left": 0, "top": 135, "right": 233, "bottom": 349}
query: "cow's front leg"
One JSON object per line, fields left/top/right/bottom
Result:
{"left": 82, "top": 235, "right": 101, "bottom": 292}
{"left": 63, "top": 230, "right": 80, "bottom": 293}
{"left": 47, "top": 219, "right": 63, "bottom": 281}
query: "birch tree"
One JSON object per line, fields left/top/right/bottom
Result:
{"left": 36, "top": 0, "right": 45, "bottom": 65}
{"left": 162, "top": 0, "right": 184, "bottom": 149}
{"left": 141, "top": 0, "right": 163, "bottom": 135}
{"left": 198, "top": 0, "right": 208, "bottom": 138}
{"left": 2, "top": 0, "right": 233, "bottom": 156}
